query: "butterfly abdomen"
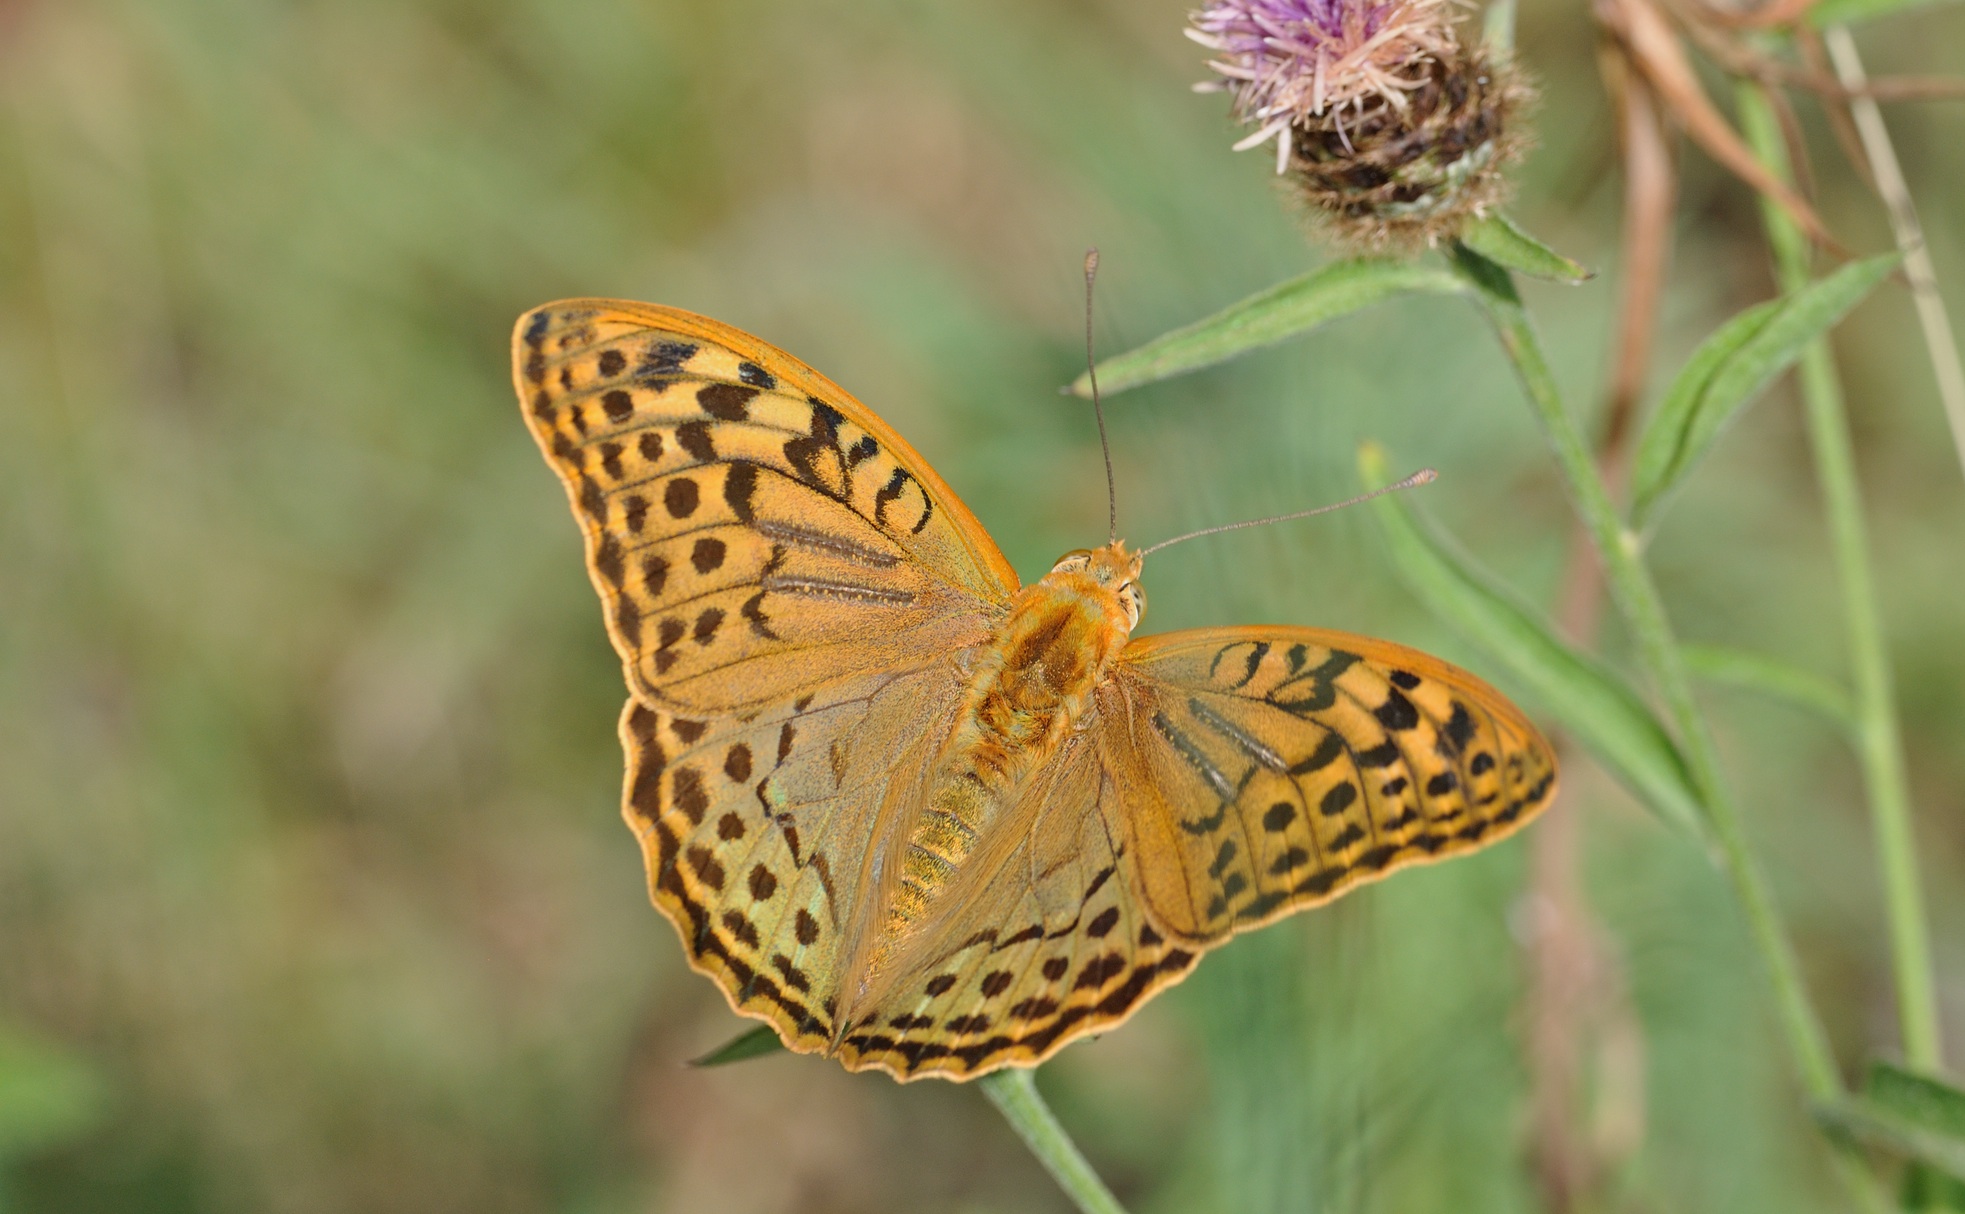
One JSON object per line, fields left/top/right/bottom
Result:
{"left": 882, "top": 577, "right": 1132, "bottom": 944}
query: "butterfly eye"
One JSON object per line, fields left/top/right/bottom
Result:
{"left": 1050, "top": 550, "right": 1094, "bottom": 575}
{"left": 1117, "top": 581, "right": 1144, "bottom": 628}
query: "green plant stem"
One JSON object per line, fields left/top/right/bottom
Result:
{"left": 1454, "top": 247, "right": 1839, "bottom": 1093}
{"left": 979, "top": 1069, "right": 1129, "bottom": 1214}
{"left": 1451, "top": 248, "right": 1890, "bottom": 1210}
{"left": 1736, "top": 82, "right": 1944, "bottom": 1075}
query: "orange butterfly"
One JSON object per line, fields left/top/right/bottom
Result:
{"left": 515, "top": 299, "right": 1557, "bottom": 1081}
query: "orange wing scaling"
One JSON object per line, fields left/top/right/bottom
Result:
{"left": 516, "top": 301, "right": 1558, "bottom": 1082}
{"left": 1100, "top": 626, "right": 1557, "bottom": 943}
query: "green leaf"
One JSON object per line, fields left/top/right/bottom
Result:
{"left": 1680, "top": 644, "right": 1856, "bottom": 734}
{"left": 1629, "top": 300, "right": 1781, "bottom": 526}
{"left": 1799, "top": 1060, "right": 1965, "bottom": 1178}
{"left": 1814, "top": 1064, "right": 1965, "bottom": 1197}
{"left": 1869, "top": 1062, "right": 1965, "bottom": 1140}
{"left": 1631, "top": 254, "right": 1900, "bottom": 526}
{"left": 687, "top": 1024, "right": 787, "bottom": 1068}
{"left": 1359, "top": 444, "right": 1708, "bottom": 840}
{"left": 1810, "top": 0, "right": 1961, "bottom": 27}
{"left": 1068, "top": 260, "right": 1468, "bottom": 398}
{"left": 1457, "top": 214, "right": 1594, "bottom": 284}
{"left": 1869, "top": 1064, "right": 1965, "bottom": 1209}
{"left": 1818, "top": 1099, "right": 1965, "bottom": 1181}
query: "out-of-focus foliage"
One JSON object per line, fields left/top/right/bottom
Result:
{"left": 1, "top": 2, "right": 1961, "bottom": 1212}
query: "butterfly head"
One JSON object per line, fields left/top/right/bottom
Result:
{"left": 1046, "top": 540, "right": 1145, "bottom": 632}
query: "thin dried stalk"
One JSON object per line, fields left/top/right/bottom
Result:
{"left": 1822, "top": 27, "right": 1965, "bottom": 480}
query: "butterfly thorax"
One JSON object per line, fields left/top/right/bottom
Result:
{"left": 877, "top": 543, "right": 1144, "bottom": 951}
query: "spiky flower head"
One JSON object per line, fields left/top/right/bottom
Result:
{"left": 1188, "top": 0, "right": 1530, "bottom": 251}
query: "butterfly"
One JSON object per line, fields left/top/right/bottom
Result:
{"left": 514, "top": 299, "right": 1557, "bottom": 1082}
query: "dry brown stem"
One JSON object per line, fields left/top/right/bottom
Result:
{"left": 1597, "top": 0, "right": 1843, "bottom": 253}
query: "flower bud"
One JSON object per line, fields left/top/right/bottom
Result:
{"left": 1189, "top": 0, "right": 1531, "bottom": 251}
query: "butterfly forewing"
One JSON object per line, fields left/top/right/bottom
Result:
{"left": 516, "top": 300, "right": 1017, "bottom": 716}
{"left": 1102, "top": 627, "right": 1557, "bottom": 941}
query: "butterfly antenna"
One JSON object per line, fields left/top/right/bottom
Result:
{"left": 1084, "top": 248, "right": 1117, "bottom": 545}
{"left": 1138, "top": 467, "right": 1438, "bottom": 558}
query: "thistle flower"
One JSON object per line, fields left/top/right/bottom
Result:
{"left": 1188, "top": 0, "right": 1530, "bottom": 251}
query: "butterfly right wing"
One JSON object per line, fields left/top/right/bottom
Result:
{"left": 1098, "top": 626, "right": 1558, "bottom": 942}
{"left": 515, "top": 300, "right": 1018, "bottom": 717}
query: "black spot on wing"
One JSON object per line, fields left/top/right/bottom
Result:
{"left": 522, "top": 309, "right": 550, "bottom": 348}
{"left": 677, "top": 420, "right": 716, "bottom": 462}
{"left": 1374, "top": 689, "right": 1419, "bottom": 731}
{"left": 698, "top": 383, "right": 756, "bottom": 421}
{"left": 664, "top": 478, "right": 699, "bottom": 518}
{"left": 1356, "top": 740, "right": 1401, "bottom": 768}
{"left": 640, "top": 340, "right": 697, "bottom": 375}
{"left": 724, "top": 461, "right": 758, "bottom": 522}
{"left": 1441, "top": 701, "right": 1477, "bottom": 756}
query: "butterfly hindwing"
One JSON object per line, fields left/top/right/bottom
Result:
{"left": 833, "top": 736, "right": 1198, "bottom": 1079}
{"left": 619, "top": 660, "right": 970, "bottom": 1053}
{"left": 516, "top": 300, "right": 1017, "bottom": 716}
{"left": 1101, "top": 627, "right": 1558, "bottom": 942}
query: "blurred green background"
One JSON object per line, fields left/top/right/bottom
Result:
{"left": 2, "top": 1, "right": 1962, "bottom": 1211}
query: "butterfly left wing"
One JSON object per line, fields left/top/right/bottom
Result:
{"left": 515, "top": 300, "right": 1024, "bottom": 1057}
{"left": 515, "top": 299, "right": 1019, "bottom": 717}
{"left": 1096, "top": 626, "right": 1557, "bottom": 943}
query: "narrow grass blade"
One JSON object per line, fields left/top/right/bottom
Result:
{"left": 1631, "top": 254, "right": 1900, "bottom": 526}
{"left": 1067, "top": 260, "right": 1468, "bottom": 398}
{"left": 1458, "top": 214, "right": 1594, "bottom": 284}
{"left": 1359, "top": 444, "right": 1708, "bottom": 840}
{"left": 686, "top": 1024, "right": 786, "bottom": 1068}
{"left": 1681, "top": 644, "right": 1857, "bottom": 734}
